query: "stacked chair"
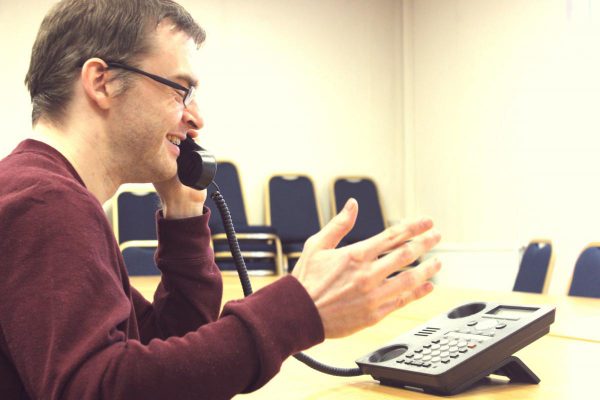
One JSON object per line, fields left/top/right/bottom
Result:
{"left": 330, "top": 176, "right": 387, "bottom": 246}
{"left": 266, "top": 174, "right": 323, "bottom": 272}
{"left": 512, "top": 239, "right": 554, "bottom": 294}
{"left": 112, "top": 186, "right": 161, "bottom": 275}
{"left": 568, "top": 243, "right": 600, "bottom": 298}
{"left": 120, "top": 241, "right": 160, "bottom": 276}
{"left": 331, "top": 176, "right": 416, "bottom": 274}
{"left": 112, "top": 186, "right": 161, "bottom": 245}
{"left": 206, "top": 161, "right": 283, "bottom": 275}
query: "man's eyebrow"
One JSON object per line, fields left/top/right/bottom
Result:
{"left": 173, "top": 73, "right": 198, "bottom": 88}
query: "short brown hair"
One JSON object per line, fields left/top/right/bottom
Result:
{"left": 25, "top": 0, "right": 205, "bottom": 126}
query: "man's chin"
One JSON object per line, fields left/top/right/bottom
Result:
{"left": 153, "top": 165, "right": 180, "bottom": 184}
{"left": 130, "top": 163, "right": 177, "bottom": 185}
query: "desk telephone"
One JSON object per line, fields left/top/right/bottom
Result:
{"left": 176, "top": 136, "right": 556, "bottom": 395}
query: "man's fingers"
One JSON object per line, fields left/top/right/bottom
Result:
{"left": 305, "top": 198, "right": 358, "bottom": 252}
{"left": 374, "top": 280, "right": 436, "bottom": 323}
{"left": 367, "top": 257, "right": 441, "bottom": 305}
{"left": 347, "top": 218, "right": 434, "bottom": 262}
{"left": 373, "top": 229, "right": 441, "bottom": 279}
{"left": 370, "top": 258, "right": 441, "bottom": 317}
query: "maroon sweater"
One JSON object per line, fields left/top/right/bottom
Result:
{"left": 0, "top": 140, "right": 324, "bottom": 399}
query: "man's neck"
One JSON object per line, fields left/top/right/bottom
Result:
{"left": 32, "top": 121, "right": 121, "bottom": 205}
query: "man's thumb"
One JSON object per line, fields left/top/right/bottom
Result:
{"left": 310, "top": 198, "right": 358, "bottom": 251}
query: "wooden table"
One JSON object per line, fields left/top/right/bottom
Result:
{"left": 130, "top": 275, "right": 600, "bottom": 399}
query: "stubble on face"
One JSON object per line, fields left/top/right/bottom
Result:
{"left": 105, "top": 23, "right": 199, "bottom": 185}
{"left": 107, "top": 94, "right": 177, "bottom": 185}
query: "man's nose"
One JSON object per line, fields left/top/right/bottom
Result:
{"left": 182, "top": 102, "right": 204, "bottom": 130}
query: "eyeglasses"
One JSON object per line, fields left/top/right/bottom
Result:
{"left": 106, "top": 61, "right": 196, "bottom": 107}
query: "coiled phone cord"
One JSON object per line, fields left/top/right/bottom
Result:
{"left": 209, "top": 183, "right": 364, "bottom": 377}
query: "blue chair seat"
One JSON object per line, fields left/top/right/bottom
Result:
{"left": 282, "top": 242, "right": 304, "bottom": 254}
{"left": 214, "top": 257, "right": 278, "bottom": 274}
{"left": 569, "top": 244, "right": 600, "bottom": 298}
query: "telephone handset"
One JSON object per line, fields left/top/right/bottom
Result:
{"left": 176, "top": 136, "right": 217, "bottom": 190}
{"left": 176, "top": 137, "right": 556, "bottom": 394}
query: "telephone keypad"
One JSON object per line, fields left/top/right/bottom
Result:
{"left": 399, "top": 332, "right": 485, "bottom": 369}
{"left": 371, "top": 308, "right": 536, "bottom": 370}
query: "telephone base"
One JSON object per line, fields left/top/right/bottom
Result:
{"left": 378, "top": 356, "right": 540, "bottom": 396}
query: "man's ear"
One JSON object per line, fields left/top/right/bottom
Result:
{"left": 80, "top": 58, "right": 118, "bottom": 110}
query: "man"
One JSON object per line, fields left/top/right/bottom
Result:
{"left": 0, "top": 0, "right": 441, "bottom": 399}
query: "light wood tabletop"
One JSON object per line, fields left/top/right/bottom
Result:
{"left": 130, "top": 275, "right": 600, "bottom": 399}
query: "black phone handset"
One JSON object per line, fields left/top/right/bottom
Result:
{"left": 176, "top": 135, "right": 362, "bottom": 377}
{"left": 176, "top": 136, "right": 217, "bottom": 190}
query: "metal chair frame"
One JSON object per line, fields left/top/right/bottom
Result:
{"left": 210, "top": 160, "right": 283, "bottom": 275}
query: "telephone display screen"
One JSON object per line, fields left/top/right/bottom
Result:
{"left": 486, "top": 306, "right": 538, "bottom": 319}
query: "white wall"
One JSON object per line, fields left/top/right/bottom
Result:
{"left": 407, "top": 0, "right": 600, "bottom": 294}
{"left": 5, "top": 0, "right": 600, "bottom": 296}
{"left": 0, "top": 0, "right": 405, "bottom": 227}
{"left": 0, "top": 0, "right": 56, "bottom": 155}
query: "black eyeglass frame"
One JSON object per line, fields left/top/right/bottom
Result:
{"left": 106, "top": 61, "right": 196, "bottom": 107}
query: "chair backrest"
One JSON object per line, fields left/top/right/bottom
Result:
{"left": 206, "top": 161, "right": 249, "bottom": 233}
{"left": 331, "top": 177, "right": 386, "bottom": 244}
{"left": 112, "top": 186, "right": 161, "bottom": 244}
{"left": 569, "top": 243, "right": 600, "bottom": 298}
{"left": 266, "top": 175, "right": 322, "bottom": 244}
{"left": 120, "top": 240, "right": 160, "bottom": 276}
{"left": 513, "top": 240, "right": 554, "bottom": 294}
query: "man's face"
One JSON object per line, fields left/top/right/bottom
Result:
{"left": 107, "top": 20, "right": 203, "bottom": 184}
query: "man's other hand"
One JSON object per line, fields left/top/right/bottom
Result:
{"left": 292, "top": 198, "right": 441, "bottom": 338}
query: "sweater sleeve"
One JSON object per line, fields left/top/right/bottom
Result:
{"left": 0, "top": 183, "right": 324, "bottom": 400}
{"left": 134, "top": 208, "right": 224, "bottom": 343}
